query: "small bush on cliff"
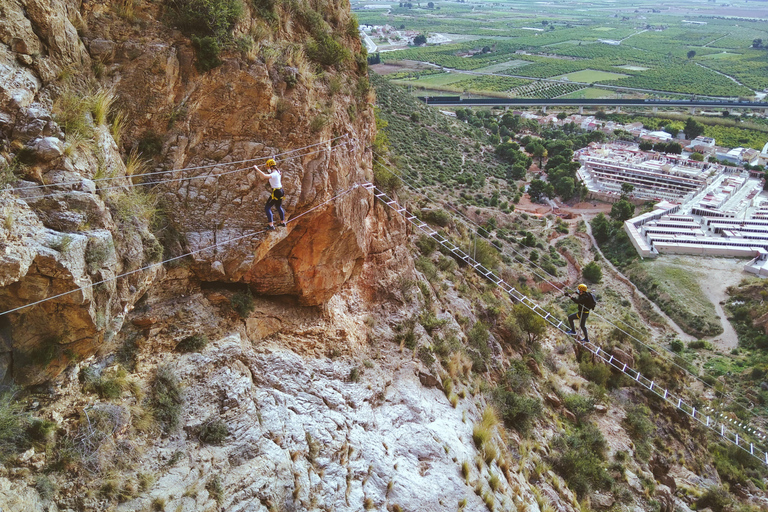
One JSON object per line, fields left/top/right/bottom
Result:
{"left": 167, "top": 0, "right": 244, "bottom": 70}
{"left": 152, "top": 366, "right": 183, "bottom": 432}
{"left": 230, "top": 290, "right": 255, "bottom": 318}
{"left": 167, "top": 0, "right": 243, "bottom": 40}
{"left": 0, "top": 388, "right": 30, "bottom": 461}
{"left": 191, "top": 36, "right": 223, "bottom": 72}
{"left": 176, "top": 334, "right": 208, "bottom": 353}
{"left": 199, "top": 419, "right": 229, "bottom": 444}
{"left": 306, "top": 34, "right": 350, "bottom": 67}
{"left": 551, "top": 423, "right": 612, "bottom": 499}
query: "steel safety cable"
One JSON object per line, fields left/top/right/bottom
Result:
{"left": 9, "top": 135, "right": 350, "bottom": 193}
{"left": 14, "top": 141, "right": 352, "bottom": 203}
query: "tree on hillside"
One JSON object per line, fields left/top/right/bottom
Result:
{"left": 621, "top": 182, "right": 634, "bottom": 196}
{"left": 427, "top": 1, "right": 434, "bottom": 7}
{"left": 690, "top": 152, "right": 704, "bottom": 161}
{"left": 639, "top": 140, "right": 653, "bottom": 151}
{"left": 582, "top": 261, "right": 602, "bottom": 283}
{"left": 591, "top": 213, "right": 611, "bottom": 243}
{"left": 557, "top": 112, "right": 568, "bottom": 120}
{"left": 553, "top": 177, "right": 575, "bottom": 201}
{"left": 513, "top": 304, "right": 546, "bottom": 344}
{"left": 687, "top": 50, "right": 696, "bottom": 59}
{"left": 610, "top": 199, "right": 635, "bottom": 222}
{"left": 753, "top": 38, "right": 763, "bottom": 48}
{"left": 528, "top": 179, "right": 554, "bottom": 203}
{"left": 684, "top": 117, "right": 705, "bottom": 140}
{"left": 413, "top": 34, "right": 427, "bottom": 45}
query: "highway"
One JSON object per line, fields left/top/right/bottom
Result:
{"left": 417, "top": 97, "right": 768, "bottom": 109}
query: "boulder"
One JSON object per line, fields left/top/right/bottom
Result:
{"left": 29, "top": 136, "right": 63, "bottom": 160}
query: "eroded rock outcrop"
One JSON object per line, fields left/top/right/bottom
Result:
{"left": 0, "top": 1, "right": 161, "bottom": 384}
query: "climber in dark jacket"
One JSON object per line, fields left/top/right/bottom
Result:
{"left": 566, "top": 283, "right": 593, "bottom": 342}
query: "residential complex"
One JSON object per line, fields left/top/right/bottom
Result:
{"left": 575, "top": 142, "right": 768, "bottom": 275}
{"left": 577, "top": 145, "right": 714, "bottom": 202}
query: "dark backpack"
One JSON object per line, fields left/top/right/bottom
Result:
{"left": 583, "top": 292, "right": 597, "bottom": 311}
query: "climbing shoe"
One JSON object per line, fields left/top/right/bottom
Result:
{"left": 565, "top": 330, "right": 577, "bottom": 335}
{"left": 267, "top": 225, "right": 276, "bottom": 231}
{"left": 280, "top": 222, "right": 287, "bottom": 227}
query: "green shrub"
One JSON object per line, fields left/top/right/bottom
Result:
{"left": 491, "top": 389, "right": 541, "bottom": 433}
{"left": 466, "top": 322, "right": 491, "bottom": 372}
{"left": 670, "top": 339, "right": 684, "bottom": 353}
{"left": 137, "top": 131, "right": 163, "bottom": 158}
{"left": 168, "top": 0, "right": 243, "bottom": 40}
{"left": 349, "top": 367, "right": 360, "bottom": 382}
{"left": 191, "top": 36, "right": 223, "bottom": 71}
{"left": 622, "top": 404, "right": 654, "bottom": 461}
{"left": 415, "top": 256, "right": 438, "bottom": 282}
{"left": 501, "top": 359, "right": 532, "bottom": 392}
{"left": 424, "top": 209, "right": 451, "bottom": 227}
{"left": 551, "top": 423, "right": 611, "bottom": 498}
{"left": 419, "top": 310, "right": 446, "bottom": 334}
{"left": 206, "top": 474, "right": 224, "bottom": 504}
{"left": 562, "top": 394, "right": 594, "bottom": 423}
{"left": 582, "top": 261, "right": 602, "bottom": 283}
{"left": 696, "top": 486, "right": 732, "bottom": 512}
{"left": 230, "top": 290, "right": 255, "bottom": 318}
{"left": 687, "top": 339, "right": 713, "bottom": 350}
{"left": 81, "top": 366, "right": 128, "bottom": 399}
{"left": 152, "top": 366, "right": 183, "bottom": 432}
{"left": 306, "top": 35, "right": 349, "bottom": 66}
{"left": 199, "top": 419, "right": 229, "bottom": 444}
{"left": 176, "top": 334, "right": 209, "bottom": 353}
{"left": 416, "top": 235, "right": 437, "bottom": 255}
{"left": 578, "top": 357, "right": 611, "bottom": 388}
{"left": 418, "top": 346, "right": 435, "bottom": 366}
{"left": 710, "top": 442, "right": 766, "bottom": 487}
{"left": 0, "top": 389, "right": 29, "bottom": 461}
{"left": 27, "top": 418, "right": 57, "bottom": 443}
{"left": 35, "top": 474, "right": 57, "bottom": 500}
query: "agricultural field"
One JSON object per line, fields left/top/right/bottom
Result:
{"left": 559, "top": 87, "right": 617, "bottom": 99}
{"left": 554, "top": 69, "right": 628, "bottom": 83}
{"left": 357, "top": 0, "right": 768, "bottom": 99}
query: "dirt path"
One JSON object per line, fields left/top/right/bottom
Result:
{"left": 657, "top": 256, "right": 747, "bottom": 350}
{"left": 581, "top": 215, "right": 691, "bottom": 342}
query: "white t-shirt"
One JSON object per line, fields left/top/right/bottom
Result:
{"left": 268, "top": 170, "right": 282, "bottom": 189}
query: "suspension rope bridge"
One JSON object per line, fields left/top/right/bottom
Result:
{"left": 365, "top": 181, "right": 768, "bottom": 467}
{"left": 371, "top": 151, "right": 768, "bottom": 442}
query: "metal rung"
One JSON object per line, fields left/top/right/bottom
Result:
{"left": 397, "top": 208, "right": 406, "bottom": 212}
{"left": 385, "top": 200, "right": 397, "bottom": 205}
{"left": 375, "top": 193, "right": 387, "bottom": 198}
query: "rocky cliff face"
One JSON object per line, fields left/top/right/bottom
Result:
{"left": 0, "top": 0, "right": 165, "bottom": 385}
{"left": 0, "top": 0, "right": 388, "bottom": 385}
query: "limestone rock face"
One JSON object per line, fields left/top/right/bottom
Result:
{"left": 66, "top": 2, "right": 380, "bottom": 307}
{"left": 0, "top": 2, "right": 160, "bottom": 384}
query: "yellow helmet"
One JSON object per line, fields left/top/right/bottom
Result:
{"left": 578, "top": 284, "right": 588, "bottom": 292}
{"left": 266, "top": 158, "right": 276, "bottom": 168}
